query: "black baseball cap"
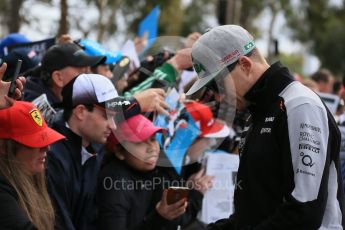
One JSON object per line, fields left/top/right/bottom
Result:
{"left": 41, "top": 43, "right": 106, "bottom": 74}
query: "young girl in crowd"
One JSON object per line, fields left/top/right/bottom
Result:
{"left": 97, "top": 114, "right": 188, "bottom": 230}
{"left": 0, "top": 101, "right": 65, "bottom": 229}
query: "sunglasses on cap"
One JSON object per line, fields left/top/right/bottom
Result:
{"left": 214, "top": 50, "right": 255, "bottom": 93}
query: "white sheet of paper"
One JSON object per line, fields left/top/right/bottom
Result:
{"left": 198, "top": 152, "right": 239, "bottom": 224}
{"left": 179, "top": 70, "right": 197, "bottom": 93}
{"left": 32, "top": 94, "right": 56, "bottom": 125}
{"left": 121, "top": 40, "right": 140, "bottom": 69}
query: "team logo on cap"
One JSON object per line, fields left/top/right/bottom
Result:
{"left": 30, "top": 109, "right": 43, "bottom": 127}
{"left": 244, "top": 41, "right": 255, "bottom": 51}
{"left": 193, "top": 62, "right": 206, "bottom": 75}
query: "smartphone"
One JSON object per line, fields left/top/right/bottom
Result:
{"left": 7, "top": 59, "right": 22, "bottom": 98}
{"left": 166, "top": 187, "right": 189, "bottom": 205}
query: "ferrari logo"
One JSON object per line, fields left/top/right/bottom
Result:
{"left": 30, "top": 109, "right": 43, "bottom": 127}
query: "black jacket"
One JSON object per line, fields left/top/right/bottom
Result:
{"left": 97, "top": 154, "right": 203, "bottom": 230}
{"left": 47, "top": 113, "right": 104, "bottom": 230}
{"left": 0, "top": 176, "right": 37, "bottom": 230}
{"left": 208, "top": 62, "right": 345, "bottom": 229}
{"left": 97, "top": 155, "right": 176, "bottom": 230}
{"left": 23, "top": 76, "right": 61, "bottom": 107}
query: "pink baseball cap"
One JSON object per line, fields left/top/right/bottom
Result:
{"left": 107, "top": 114, "right": 164, "bottom": 147}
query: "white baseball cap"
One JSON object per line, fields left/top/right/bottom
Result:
{"left": 62, "top": 73, "right": 120, "bottom": 111}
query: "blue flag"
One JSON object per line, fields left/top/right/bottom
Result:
{"left": 138, "top": 5, "right": 160, "bottom": 52}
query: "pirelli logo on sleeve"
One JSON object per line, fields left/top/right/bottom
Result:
{"left": 295, "top": 122, "right": 323, "bottom": 179}
{"left": 298, "top": 143, "right": 320, "bottom": 154}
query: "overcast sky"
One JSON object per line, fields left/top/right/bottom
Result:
{"left": 19, "top": 0, "right": 337, "bottom": 75}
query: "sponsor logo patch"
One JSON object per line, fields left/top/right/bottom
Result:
{"left": 260, "top": 128, "right": 271, "bottom": 134}
{"left": 244, "top": 41, "right": 255, "bottom": 51}
{"left": 299, "top": 143, "right": 320, "bottom": 154}
{"left": 299, "top": 132, "right": 320, "bottom": 145}
{"left": 219, "top": 49, "right": 240, "bottom": 65}
{"left": 300, "top": 123, "right": 321, "bottom": 133}
{"left": 296, "top": 168, "right": 315, "bottom": 177}
{"left": 300, "top": 152, "right": 315, "bottom": 167}
{"left": 265, "top": 117, "right": 275, "bottom": 122}
{"left": 30, "top": 109, "right": 43, "bottom": 127}
{"left": 193, "top": 62, "right": 206, "bottom": 75}
{"left": 106, "top": 100, "right": 131, "bottom": 108}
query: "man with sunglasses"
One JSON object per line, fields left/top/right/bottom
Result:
{"left": 187, "top": 25, "right": 345, "bottom": 229}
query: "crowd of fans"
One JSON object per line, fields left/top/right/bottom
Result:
{"left": 0, "top": 25, "right": 344, "bottom": 230}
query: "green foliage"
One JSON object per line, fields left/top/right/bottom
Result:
{"left": 238, "top": 0, "right": 266, "bottom": 35}
{"left": 121, "top": 0, "right": 177, "bottom": 36}
{"left": 284, "top": 0, "right": 345, "bottom": 74}
{"left": 180, "top": 0, "right": 216, "bottom": 36}
{"left": 278, "top": 52, "right": 304, "bottom": 76}
{"left": 121, "top": 0, "right": 215, "bottom": 37}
